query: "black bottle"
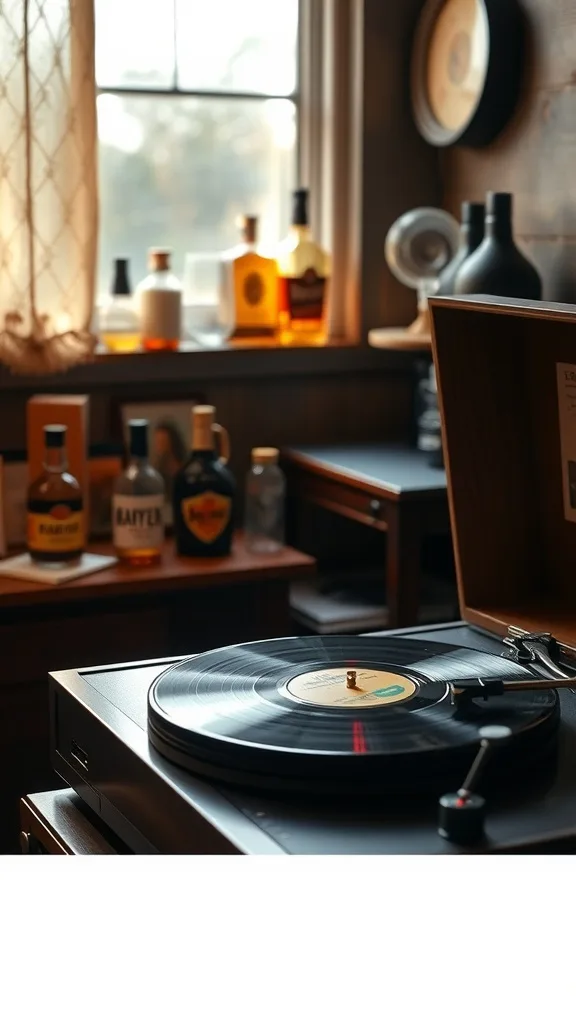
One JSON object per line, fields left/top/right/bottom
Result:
{"left": 437, "top": 202, "right": 485, "bottom": 295}
{"left": 454, "top": 192, "right": 542, "bottom": 299}
{"left": 172, "top": 405, "right": 235, "bottom": 557}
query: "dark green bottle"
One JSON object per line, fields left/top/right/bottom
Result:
{"left": 172, "top": 405, "right": 235, "bottom": 557}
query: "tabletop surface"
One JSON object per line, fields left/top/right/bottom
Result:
{"left": 282, "top": 443, "right": 447, "bottom": 499}
{"left": 0, "top": 534, "right": 315, "bottom": 610}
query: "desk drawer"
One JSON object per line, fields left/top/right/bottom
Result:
{"left": 292, "top": 472, "right": 389, "bottom": 531}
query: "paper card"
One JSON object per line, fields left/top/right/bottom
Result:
{"left": 556, "top": 363, "right": 576, "bottom": 524}
{"left": 0, "top": 551, "right": 117, "bottom": 585}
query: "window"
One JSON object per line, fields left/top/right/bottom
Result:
{"left": 95, "top": 0, "right": 299, "bottom": 292}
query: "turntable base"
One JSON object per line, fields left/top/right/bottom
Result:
{"left": 48, "top": 622, "right": 576, "bottom": 854}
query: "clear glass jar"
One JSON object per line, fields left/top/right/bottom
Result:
{"left": 136, "top": 248, "right": 182, "bottom": 352}
{"left": 244, "top": 447, "right": 285, "bottom": 553}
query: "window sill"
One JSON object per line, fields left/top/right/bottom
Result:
{"left": 0, "top": 336, "right": 412, "bottom": 390}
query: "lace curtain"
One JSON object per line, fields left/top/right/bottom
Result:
{"left": 0, "top": 0, "right": 98, "bottom": 374}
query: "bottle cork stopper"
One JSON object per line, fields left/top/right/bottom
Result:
{"left": 148, "top": 248, "right": 172, "bottom": 272}
{"left": 241, "top": 216, "right": 258, "bottom": 244}
{"left": 252, "top": 447, "right": 279, "bottom": 465}
{"left": 193, "top": 405, "right": 216, "bottom": 424}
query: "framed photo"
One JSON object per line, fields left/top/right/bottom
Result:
{"left": 89, "top": 444, "right": 124, "bottom": 538}
{"left": 120, "top": 399, "right": 201, "bottom": 523}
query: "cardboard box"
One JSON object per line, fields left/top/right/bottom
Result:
{"left": 27, "top": 395, "right": 90, "bottom": 540}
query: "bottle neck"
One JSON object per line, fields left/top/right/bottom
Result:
{"left": 485, "top": 213, "right": 513, "bottom": 243}
{"left": 289, "top": 224, "right": 311, "bottom": 243}
{"left": 128, "top": 454, "right": 149, "bottom": 470}
{"left": 44, "top": 447, "right": 66, "bottom": 472}
{"left": 192, "top": 423, "right": 215, "bottom": 453}
{"left": 463, "top": 221, "right": 485, "bottom": 252}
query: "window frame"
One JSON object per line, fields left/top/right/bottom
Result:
{"left": 94, "top": 0, "right": 361, "bottom": 354}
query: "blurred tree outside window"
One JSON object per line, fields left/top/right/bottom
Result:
{"left": 95, "top": 0, "right": 299, "bottom": 296}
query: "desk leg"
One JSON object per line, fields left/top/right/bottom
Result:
{"left": 386, "top": 503, "right": 421, "bottom": 628}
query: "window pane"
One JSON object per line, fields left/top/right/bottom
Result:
{"left": 175, "top": 0, "right": 298, "bottom": 95}
{"left": 97, "top": 95, "right": 296, "bottom": 291}
{"left": 95, "top": 0, "right": 175, "bottom": 89}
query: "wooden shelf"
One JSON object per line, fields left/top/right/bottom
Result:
{"left": 0, "top": 339, "right": 409, "bottom": 391}
{"left": 0, "top": 535, "right": 315, "bottom": 610}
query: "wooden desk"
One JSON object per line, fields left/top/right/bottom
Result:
{"left": 282, "top": 444, "right": 449, "bottom": 628}
{"left": 0, "top": 535, "right": 314, "bottom": 852}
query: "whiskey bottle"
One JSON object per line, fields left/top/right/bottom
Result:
{"left": 27, "top": 425, "right": 84, "bottom": 565}
{"left": 137, "top": 248, "right": 182, "bottom": 352}
{"left": 100, "top": 258, "right": 141, "bottom": 353}
{"left": 113, "top": 419, "right": 165, "bottom": 566}
{"left": 219, "top": 215, "right": 278, "bottom": 337}
{"left": 172, "top": 405, "right": 235, "bottom": 557}
{"left": 277, "top": 188, "right": 330, "bottom": 345}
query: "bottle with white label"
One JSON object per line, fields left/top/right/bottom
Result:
{"left": 113, "top": 420, "right": 165, "bottom": 566}
{"left": 137, "top": 248, "right": 182, "bottom": 352}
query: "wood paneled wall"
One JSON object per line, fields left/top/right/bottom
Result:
{"left": 441, "top": 0, "right": 576, "bottom": 302}
{"left": 0, "top": 366, "right": 414, "bottom": 497}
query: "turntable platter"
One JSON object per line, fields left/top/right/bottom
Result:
{"left": 147, "top": 636, "right": 559, "bottom": 794}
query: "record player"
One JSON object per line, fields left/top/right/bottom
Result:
{"left": 48, "top": 295, "right": 576, "bottom": 854}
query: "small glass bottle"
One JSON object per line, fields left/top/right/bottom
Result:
{"left": 100, "top": 258, "right": 141, "bottom": 353}
{"left": 137, "top": 248, "right": 182, "bottom": 352}
{"left": 219, "top": 215, "right": 278, "bottom": 337}
{"left": 244, "top": 447, "right": 285, "bottom": 554}
{"left": 27, "top": 424, "right": 84, "bottom": 566}
{"left": 113, "top": 420, "right": 165, "bottom": 566}
{"left": 277, "top": 188, "right": 331, "bottom": 346}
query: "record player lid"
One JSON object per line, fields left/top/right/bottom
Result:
{"left": 429, "top": 295, "right": 576, "bottom": 649}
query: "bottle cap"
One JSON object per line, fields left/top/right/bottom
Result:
{"left": 128, "top": 419, "right": 149, "bottom": 458}
{"left": 148, "top": 248, "right": 172, "bottom": 271}
{"left": 241, "top": 216, "right": 258, "bottom": 244}
{"left": 292, "top": 188, "right": 309, "bottom": 227}
{"left": 486, "top": 192, "right": 512, "bottom": 219}
{"left": 44, "top": 424, "right": 66, "bottom": 448}
{"left": 252, "top": 447, "right": 279, "bottom": 465}
{"left": 112, "top": 258, "right": 131, "bottom": 296}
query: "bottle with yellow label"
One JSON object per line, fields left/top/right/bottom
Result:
{"left": 277, "top": 188, "right": 330, "bottom": 346}
{"left": 219, "top": 215, "right": 278, "bottom": 338}
{"left": 172, "top": 406, "right": 235, "bottom": 557}
{"left": 27, "top": 424, "right": 84, "bottom": 565}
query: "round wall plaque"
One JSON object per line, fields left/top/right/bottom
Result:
{"left": 411, "top": 0, "right": 524, "bottom": 148}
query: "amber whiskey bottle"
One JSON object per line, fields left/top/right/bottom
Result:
{"left": 219, "top": 215, "right": 278, "bottom": 337}
{"left": 172, "top": 406, "right": 235, "bottom": 557}
{"left": 27, "top": 424, "right": 84, "bottom": 565}
{"left": 277, "top": 188, "right": 330, "bottom": 345}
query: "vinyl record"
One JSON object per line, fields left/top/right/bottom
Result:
{"left": 147, "top": 636, "right": 559, "bottom": 795}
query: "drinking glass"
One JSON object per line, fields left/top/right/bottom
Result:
{"left": 182, "top": 252, "right": 232, "bottom": 347}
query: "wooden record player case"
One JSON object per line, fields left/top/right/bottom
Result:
{"left": 430, "top": 294, "right": 576, "bottom": 648}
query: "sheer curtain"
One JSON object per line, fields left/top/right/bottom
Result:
{"left": 0, "top": 0, "right": 98, "bottom": 374}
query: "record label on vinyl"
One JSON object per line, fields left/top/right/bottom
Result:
{"left": 285, "top": 667, "right": 417, "bottom": 709}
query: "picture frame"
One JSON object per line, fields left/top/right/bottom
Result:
{"left": 88, "top": 443, "right": 125, "bottom": 538}
{"left": 120, "top": 398, "right": 202, "bottom": 524}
